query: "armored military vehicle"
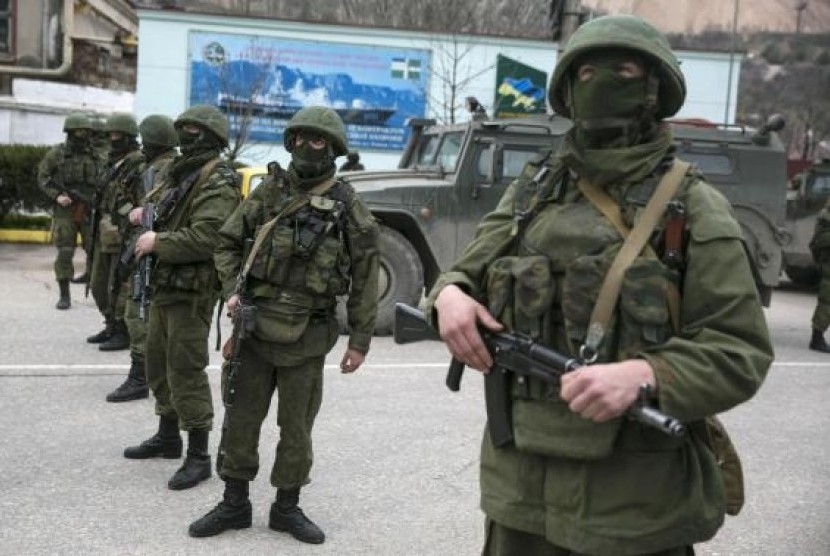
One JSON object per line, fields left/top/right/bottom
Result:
{"left": 344, "top": 114, "right": 788, "bottom": 334}
{"left": 783, "top": 159, "right": 830, "bottom": 285}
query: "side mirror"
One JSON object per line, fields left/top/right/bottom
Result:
{"left": 751, "top": 113, "right": 786, "bottom": 145}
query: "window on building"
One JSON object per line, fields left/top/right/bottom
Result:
{"left": 0, "top": 0, "right": 11, "bottom": 55}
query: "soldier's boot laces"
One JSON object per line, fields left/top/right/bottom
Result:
{"left": 269, "top": 488, "right": 325, "bottom": 544}
{"left": 87, "top": 320, "right": 115, "bottom": 344}
{"left": 189, "top": 478, "right": 252, "bottom": 537}
{"left": 809, "top": 328, "right": 830, "bottom": 353}
{"left": 124, "top": 416, "right": 182, "bottom": 459}
{"left": 70, "top": 272, "right": 89, "bottom": 284}
{"left": 106, "top": 354, "right": 149, "bottom": 402}
{"left": 169, "top": 430, "right": 212, "bottom": 490}
{"left": 99, "top": 320, "right": 130, "bottom": 351}
{"left": 56, "top": 280, "right": 71, "bottom": 310}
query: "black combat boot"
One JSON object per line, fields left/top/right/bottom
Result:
{"left": 87, "top": 319, "right": 115, "bottom": 344}
{"left": 56, "top": 280, "right": 71, "bottom": 310}
{"left": 269, "top": 488, "right": 325, "bottom": 544}
{"left": 70, "top": 272, "right": 89, "bottom": 284}
{"left": 105, "top": 353, "right": 149, "bottom": 402}
{"left": 99, "top": 320, "right": 130, "bottom": 351}
{"left": 124, "top": 416, "right": 182, "bottom": 459}
{"left": 810, "top": 328, "right": 830, "bottom": 353}
{"left": 168, "top": 429, "right": 212, "bottom": 490}
{"left": 188, "top": 477, "right": 252, "bottom": 537}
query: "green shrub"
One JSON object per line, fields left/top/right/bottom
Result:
{"left": 0, "top": 213, "right": 51, "bottom": 230}
{"left": 0, "top": 144, "right": 52, "bottom": 223}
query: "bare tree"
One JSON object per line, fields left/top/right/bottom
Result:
{"left": 425, "top": 34, "right": 494, "bottom": 124}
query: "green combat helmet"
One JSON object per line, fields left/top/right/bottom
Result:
{"left": 105, "top": 113, "right": 139, "bottom": 136}
{"left": 175, "top": 104, "right": 229, "bottom": 147}
{"left": 284, "top": 106, "right": 349, "bottom": 157}
{"left": 63, "top": 112, "right": 92, "bottom": 132}
{"left": 548, "top": 14, "right": 686, "bottom": 119}
{"left": 139, "top": 114, "right": 177, "bottom": 147}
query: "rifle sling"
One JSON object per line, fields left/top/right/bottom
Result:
{"left": 240, "top": 177, "right": 339, "bottom": 284}
{"left": 576, "top": 160, "right": 690, "bottom": 354}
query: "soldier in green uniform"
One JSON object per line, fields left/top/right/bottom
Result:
{"left": 338, "top": 150, "right": 364, "bottom": 171}
{"left": 87, "top": 114, "right": 144, "bottom": 350}
{"left": 38, "top": 113, "right": 103, "bottom": 309}
{"left": 808, "top": 198, "right": 830, "bottom": 352}
{"left": 106, "top": 114, "right": 179, "bottom": 402}
{"left": 188, "top": 107, "right": 379, "bottom": 543}
{"left": 425, "top": 16, "right": 773, "bottom": 555}
{"left": 123, "top": 105, "right": 241, "bottom": 491}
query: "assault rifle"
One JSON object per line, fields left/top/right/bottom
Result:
{"left": 223, "top": 238, "right": 257, "bottom": 408}
{"left": 127, "top": 202, "right": 156, "bottom": 321}
{"left": 393, "top": 303, "right": 685, "bottom": 447}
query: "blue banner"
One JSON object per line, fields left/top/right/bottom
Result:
{"left": 188, "top": 32, "right": 431, "bottom": 151}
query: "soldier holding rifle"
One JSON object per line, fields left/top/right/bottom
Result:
{"left": 37, "top": 112, "right": 103, "bottom": 309}
{"left": 424, "top": 15, "right": 773, "bottom": 555}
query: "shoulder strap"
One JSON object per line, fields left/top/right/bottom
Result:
{"left": 578, "top": 160, "right": 691, "bottom": 360}
{"left": 239, "top": 177, "right": 338, "bottom": 284}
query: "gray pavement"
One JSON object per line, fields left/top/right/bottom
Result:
{"left": 1, "top": 242, "right": 829, "bottom": 555}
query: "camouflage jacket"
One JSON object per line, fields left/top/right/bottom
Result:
{"left": 425, "top": 152, "right": 774, "bottom": 553}
{"left": 37, "top": 143, "right": 103, "bottom": 217}
{"left": 215, "top": 173, "right": 379, "bottom": 354}
{"left": 151, "top": 155, "right": 241, "bottom": 301}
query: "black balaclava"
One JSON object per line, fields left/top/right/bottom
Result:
{"left": 66, "top": 130, "right": 90, "bottom": 153}
{"left": 176, "top": 125, "right": 223, "bottom": 157}
{"left": 287, "top": 130, "right": 337, "bottom": 188}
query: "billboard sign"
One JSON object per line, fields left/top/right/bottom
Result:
{"left": 187, "top": 31, "right": 431, "bottom": 151}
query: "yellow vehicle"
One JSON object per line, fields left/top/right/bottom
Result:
{"left": 236, "top": 166, "right": 269, "bottom": 198}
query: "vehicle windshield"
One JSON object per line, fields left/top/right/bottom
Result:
{"left": 413, "top": 131, "right": 464, "bottom": 170}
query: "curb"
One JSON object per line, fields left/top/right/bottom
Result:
{"left": 0, "top": 229, "right": 52, "bottom": 244}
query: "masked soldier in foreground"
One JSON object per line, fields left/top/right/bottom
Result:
{"left": 105, "top": 114, "right": 179, "bottom": 402}
{"left": 123, "top": 105, "right": 240, "bottom": 490}
{"left": 426, "top": 15, "right": 773, "bottom": 555}
{"left": 87, "top": 114, "right": 144, "bottom": 351}
{"left": 188, "top": 106, "right": 379, "bottom": 544}
{"left": 38, "top": 113, "right": 103, "bottom": 309}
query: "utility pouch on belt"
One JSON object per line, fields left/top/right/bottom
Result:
{"left": 98, "top": 214, "right": 123, "bottom": 253}
{"left": 252, "top": 293, "right": 312, "bottom": 344}
{"left": 512, "top": 398, "right": 623, "bottom": 460}
{"left": 693, "top": 416, "right": 745, "bottom": 516}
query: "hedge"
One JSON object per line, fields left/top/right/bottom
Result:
{"left": 0, "top": 144, "right": 53, "bottom": 224}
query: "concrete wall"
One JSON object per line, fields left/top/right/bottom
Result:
{"left": 0, "top": 78, "right": 134, "bottom": 145}
{"left": 136, "top": 9, "right": 742, "bottom": 170}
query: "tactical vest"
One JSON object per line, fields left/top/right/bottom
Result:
{"left": 58, "top": 146, "right": 99, "bottom": 195}
{"left": 484, "top": 154, "right": 693, "bottom": 459}
{"left": 247, "top": 179, "right": 352, "bottom": 300}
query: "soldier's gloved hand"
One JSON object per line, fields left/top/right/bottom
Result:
{"left": 560, "top": 358, "right": 657, "bottom": 422}
{"left": 340, "top": 348, "right": 365, "bottom": 373}
{"left": 56, "top": 194, "right": 72, "bottom": 207}
{"left": 135, "top": 230, "right": 157, "bottom": 257}
{"left": 434, "top": 284, "right": 503, "bottom": 373}
{"left": 129, "top": 207, "right": 144, "bottom": 226}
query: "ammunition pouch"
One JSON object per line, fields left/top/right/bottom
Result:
{"left": 98, "top": 215, "right": 123, "bottom": 254}
{"left": 692, "top": 416, "right": 745, "bottom": 516}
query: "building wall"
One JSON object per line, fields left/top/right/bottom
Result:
{"left": 136, "top": 9, "right": 742, "bottom": 170}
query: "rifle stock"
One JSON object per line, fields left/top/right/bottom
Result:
{"left": 393, "top": 302, "right": 685, "bottom": 447}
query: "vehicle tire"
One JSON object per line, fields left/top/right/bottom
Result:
{"left": 786, "top": 265, "right": 821, "bottom": 287}
{"left": 336, "top": 226, "right": 424, "bottom": 336}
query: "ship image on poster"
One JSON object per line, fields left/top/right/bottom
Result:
{"left": 188, "top": 32, "right": 431, "bottom": 151}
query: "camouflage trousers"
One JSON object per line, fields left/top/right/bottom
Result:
{"left": 812, "top": 263, "right": 830, "bottom": 331}
{"left": 123, "top": 290, "right": 147, "bottom": 358}
{"left": 89, "top": 247, "right": 118, "bottom": 321}
{"left": 51, "top": 214, "right": 90, "bottom": 281}
{"left": 217, "top": 320, "right": 338, "bottom": 489}
{"left": 145, "top": 296, "right": 216, "bottom": 431}
{"left": 483, "top": 520, "right": 694, "bottom": 556}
